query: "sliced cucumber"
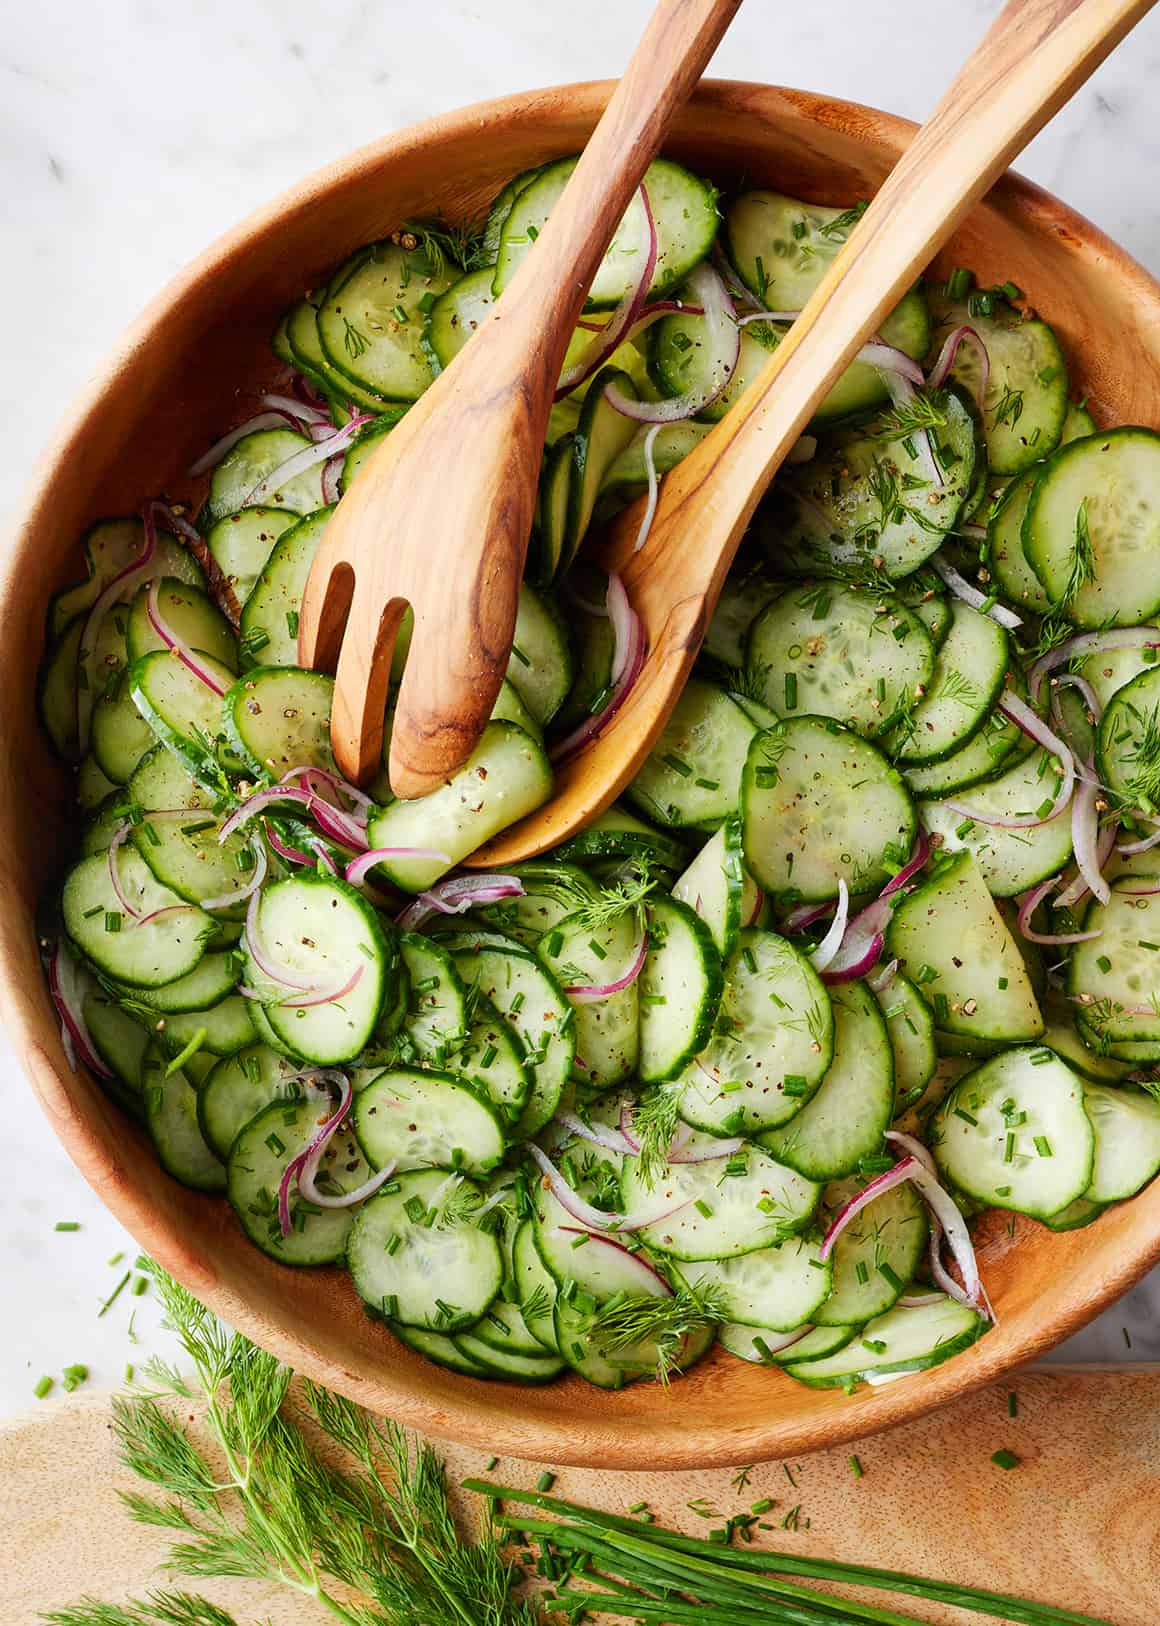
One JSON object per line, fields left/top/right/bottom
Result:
{"left": 539, "top": 908, "right": 640, "bottom": 1090}
{"left": 675, "top": 927, "right": 833, "bottom": 1135}
{"left": 637, "top": 895, "right": 722, "bottom": 1084}
{"left": 1082, "top": 1083, "right": 1160, "bottom": 1202}
{"left": 205, "top": 508, "right": 297, "bottom": 609}
{"left": 131, "top": 806, "right": 257, "bottom": 914}
{"left": 50, "top": 517, "right": 203, "bottom": 640}
{"left": 886, "top": 851, "right": 1043, "bottom": 1043}
{"left": 84, "top": 990, "right": 149, "bottom": 1117}
{"left": 627, "top": 679, "right": 757, "bottom": 830}
{"left": 127, "top": 648, "right": 239, "bottom": 781}
{"left": 513, "top": 1218, "right": 559, "bottom": 1351}
{"left": 550, "top": 805, "right": 689, "bottom": 872}
{"left": 759, "top": 981, "right": 894, "bottom": 1180}
{"left": 116, "top": 950, "right": 236, "bottom": 1015}
{"left": 423, "top": 266, "right": 494, "bottom": 371}
{"left": 746, "top": 583, "right": 934, "bottom": 740}
{"left": 62, "top": 849, "right": 213, "bottom": 987}
{"left": 1097, "top": 667, "right": 1160, "bottom": 812}
{"left": 392, "top": 1322, "right": 491, "bottom": 1377}
{"left": 204, "top": 428, "right": 326, "bottom": 526}
{"left": 873, "top": 972, "right": 936, "bottom": 1111}
{"left": 718, "top": 1321, "right": 855, "bottom": 1365}
{"left": 931, "top": 1046, "right": 1094, "bottom": 1218}
{"left": 919, "top": 746, "right": 1074, "bottom": 897}
{"left": 198, "top": 1045, "right": 306, "bottom": 1160}
{"left": 671, "top": 818, "right": 754, "bottom": 959}
{"left": 742, "top": 718, "right": 916, "bottom": 903}
{"left": 354, "top": 1067, "right": 505, "bottom": 1176}
{"left": 679, "top": 1236, "right": 830, "bottom": 1331}
{"left": 507, "top": 583, "right": 572, "bottom": 726}
{"left": 142, "top": 1046, "right": 225, "bottom": 1193}
{"left": 365, "top": 722, "right": 552, "bottom": 892}
{"left": 559, "top": 367, "right": 643, "bottom": 577}
{"left": 813, "top": 1178, "right": 929, "bottom": 1326}
{"left": 316, "top": 242, "right": 455, "bottom": 401}
{"left": 347, "top": 1167, "right": 502, "bottom": 1331}
{"left": 450, "top": 942, "right": 573, "bottom": 1138}
{"left": 158, "top": 995, "right": 256, "bottom": 1059}
{"left": 238, "top": 508, "right": 331, "bottom": 669}
{"left": 451, "top": 1332, "right": 564, "bottom": 1383}
{"left": 223, "top": 666, "right": 335, "bottom": 777}
{"left": 283, "top": 295, "right": 391, "bottom": 413}
{"left": 902, "top": 700, "right": 1026, "bottom": 797}
{"left": 1041, "top": 1017, "right": 1130, "bottom": 1084}
{"left": 890, "top": 601, "right": 1009, "bottom": 767}
{"left": 396, "top": 932, "right": 467, "bottom": 1063}
{"left": 339, "top": 410, "right": 409, "bottom": 489}
{"left": 1068, "top": 878, "right": 1160, "bottom": 1046}
{"left": 785, "top": 1295, "right": 985, "bottom": 1387}
{"left": 620, "top": 1134, "right": 820, "bottom": 1261}
{"left": 1025, "top": 428, "right": 1160, "bottom": 628}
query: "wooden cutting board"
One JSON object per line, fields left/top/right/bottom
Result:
{"left": 5, "top": 1369, "right": 1158, "bottom": 1626}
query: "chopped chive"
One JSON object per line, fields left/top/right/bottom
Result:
{"left": 628, "top": 1500, "right": 649, "bottom": 1514}
{"left": 1096, "top": 954, "right": 1112, "bottom": 974}
{"left": 536, "top": 1471, "right": 557, "bottom": 1493}
{"left": 485, "top": 1455, "right": 499, "bottom": 1471}
{"left": 1033, "top": 1135, "right": 1053, "bottom": 1158}
{"left": 953, "top": 1107, "right": 977, "bottom": 1126}
{"left": 849, "top": 1454, "right": 863, "bottom": 1478}
{"left": 1007, "top": 1390, "right": 1018, "bottom": 1418}
{"left": 54, "top": 1220, "right": 81, "bottom": 1232}
{"left": 104, "top": 911, "right": 122, "bottom": 933}
{"left": 750, "top": 1497, "right": 773, "bottom": 1514}
{"left": 694, "top": 1199, "right": 714, "bottom": 1218}
{"left": 33, "top": 1375, "right": 53, "bottom": 1399}
{"left": 98, "top": 1271, "right": 132, "bottom": 1318}
{"left": 131, "top": 1275, "right": 149, "bottom": 1297}
{"left": 991, "top": 1449, "right": 1020, "bottom": 1470}
{"left": 662, "top": 753, "right": 693, "bottom": 778}
{"left": 784, "top": 673, "right": 798, "bottom": 710}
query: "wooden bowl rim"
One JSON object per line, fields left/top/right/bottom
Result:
{"left": 6, "top": 78, "right": 1160, "bottom": 1468}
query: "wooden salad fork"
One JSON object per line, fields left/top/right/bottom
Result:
{"left": 297, "top": 0, "right": 744, "bottom": 797}
{"left": 471, "top": 0, "right": 1153, "bottom": 867}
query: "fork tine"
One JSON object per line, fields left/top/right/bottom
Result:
{"left": 329, "top": 588, "right": 410, "bottom": 788}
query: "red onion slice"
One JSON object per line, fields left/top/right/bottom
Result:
{"left": 555, "top": 185, "right": 657, "bottom": 399}
{"left": 556, "top": 1227, "right": 674, "bottom": 1296}
{"left": 528, "top": 1144, "right": 691, "bottom": 1234}
{"left": 76, "top": 502, "right": 163, "bottom": 747}
{"left": 945, "top": 692, "right": 1074, "bottom": 829}
{"left": 321, "top": 454, "right": 343, "bottom": 506}
{"left": 346, "top": 847, "right": 453, "bottom": 890}
{"left": 926, "top": 324, "right": 990, "bottom": 408}
{"left": 667, "top": 1132, "right": 744, "bottom": 1164}
{"left": 1028, "top": 627, "right": 1160, "bottom": 706}
{"left": 258, "top": 391, "right": 331, "bottom": 426}
{"left": 564, "top": 933, "right": 647, "bottom": 1003}
{"left": 135, "top": 903, "right": 197, "bottom": 930}
{"left": 1015, "top": 875, "right": 1102, "bottom": 946}
{"left": 603, "top": 263, "right": 739, "bottom": 424}
{"left": 188, "top": 410, "right": 306, "bottom": 478}
{"left": 619, "top": 1101, "right": 641, "bottom": 1153}
{"left": 782, "top": 900, "right": 834, "bottom": 935}
{"left": 199, "top": 836, "right": 268, "bottom": 912}
{"left": 810, "top": 880, "right": 849, "bottom": 971}
{"left": 277, "top": 1072, "right": 351, "bottom": 1236}
{"left": 240, "top": 414, "right": 373, "bottom": 508}
{"left": 556, "top": 1110, "right": 637, "bottom": 1157}
{"left": 928, "top": 555, "right": 1022, "bottom": 630}
{"left": 737, "top": 308, "right": 802, "bottom": 326}
{"left": 882, "top": 829, "right": 933, "bottom": 899}
{"left": 265, "top": 823, "right": 317, "bottom": 867}
{"left": 1070, "top": 766, "right": 1111, "bottom": 906}
{"left": 867, "top": 957, "right": 899, "bottom": 993}
{"left": 146, "top": 579, "right": 228, "bottom": 696}
{"left": 820, "top": 925, "right": 885, "bottom": 986}
{"left": 858, "top": 340, "right": 925, "bottom": 386}
{"left": 1117, "top": 822, "right": 1160, "bottom": 857}
{"left": 633, "top": 425, "right": 663, "bottom": 554}
{"left": 394, "top": 871, "right": 522, "bottom": 929}
{"left": 220, "top": 785, "right": 316, "bottom": 843}
{"left": 48, "top": 942, "right": 112, "bottom": 1078}
{"left": 245, "top": 888, "right": 320, "bottom": 991}
{"left": 819, "top": 1158, "right": 922, "bottom": 1260}
{"left": 550, "top": 572, "right": 645, "bottom": 764}
{"left": 107, "top": 824, "right": 145, "bottom": 921}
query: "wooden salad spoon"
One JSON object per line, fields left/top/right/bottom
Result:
{"left": 471, "top": 0, "right": 1154, "bottom": 867}
{"left": 298, "top": 0, "right": 744, "bottom": 796}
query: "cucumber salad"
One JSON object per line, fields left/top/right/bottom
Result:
{"left": 40, "top": 157, "right": 1160, "bottom": 1393}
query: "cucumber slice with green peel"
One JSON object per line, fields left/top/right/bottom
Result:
{"left": 490, "top": 677, "right": 542, "bottom": 740}
{"left": 741, "top": 718, "right": 916, "bottom": 904}
{"left": 396, "top": 932, "right": 467, "bottom": 1063}
{"left": 130, "top": 806, "right": 258, "bottom": 914}
{"left": 901, "top": 698, "right": 1026, "bottom": 797}
{"left": 228, "top": 1091, "right": 374, "bottom": 1266}
{"left": 114, "top": 950, "right": 237, "bottom": 1015}
{"left": 338, "top": 410, "right": 409, "bottom": 489}
{"left": 159, "top": 996, "right": 256, "bottom": 1059}
{"left": 559, "top": 367, "right": 643, "bottom": 577}
{"left": 759, "top": 981, "right": 894, "bottom": 1181}
{"left": 785, "top": 1296, "right": 986, "bottom": 1388}
{"left": 1068, "top": 879, "right": 1160, "bottom": 1045}
{"left": 198, "top": 1045, "right": 307, "bottom": 1161}
{"left": 366, "top": 722, "right": 552, "bottom": 893}
{"left": 1041, "top": 1195, "right": 1108, "bottom": 1231}
{"left": 481, "top": 166, "right": 546, "bottom": 262}
{"left": 347, "top": 1167, "right": 503, "bottom": 1331}
{"left": 553, "top": 608, "right": 614, "bottom": 734}
{"left": 723, "top": 191, "right": 869, "bottom": 309}
{"left": 1097, "top": 667, "right": 1160, "bottom": 813}
{"left": 1078, "top": 1021, "right": 1160, "bottom": 1064}
{"left": 987, "top": 471, "right": 1048, "bottom": 612}
{"left": 637, "top": 895, "right": 723, "bottom": 1085}
{"left": 675, "top": 927, "right": 833, "bottom": 1135}
{"left": 533, "top": 433, "right": 574, "bottom": 583}
{"left": 701, "top": 561, "right": 783, "bottom": 670}
{"left": 513, "top": 1218, "right": 559, "bottom": 1351}
{"left": 127, "top": 648, "right": 239, "bottom": 780}
{"left": 886, "top": 851, "right": 1043, "bottom": 1043}
{"left": 472, "top": 861, "right": 597, "bottom": 948}
{"left": 1078, "top": 644, "right": 1160, "bottom": 717}
{"left": 760, "top": 390, "right": 977, "bottom": 583}
{"left": 539, "top": 909, "right": 640, "bottom": 1090}
{"left": 620, "top": 1133, "right": 820, "bottom": 1262}
{"left": 77, "top": 755, "right": 118, "bottom": 811}
{"left": 142, "top": 1046, "right": 226, "bottom": 1193}
{"left": 240, "top": 873, "right": 396, "bottom": 1065}
{"left": 392, "top": 1322, "right": 491, "bottom": 1376}
{"left": 126, "top": 578, "right": 236, "bottom": 670}
{"left": 532, "top": 1176, "right": 659, "bottom": 1299}
{"left": 204, "top": 428, "right": 327, "bottom": 526}
{"left": 678, "top": 1236, "right": 830, "bottom": 1331}
{"left": 317, "top": 242, "right": 455, "bottom": 401}
{"left": 49, "top": 517, "right": 204, "bottom": 641}
{"left": 671, "top": 819, "right": 749, "bottom": 959}
{"left": 551, "top": 1294, "right": 652, "bottom": 1391}
{"left": 873, "top": 973, "right": 937, "bottom": 1111}
{"left": 1082, "top": 1083, "right": 1160, "bottom": 1202}
{"left": 223, "top": 666, "right": 335, "bottom": 777}
{"left": 1039, "top": 1017, "right": 1130, "bottom": 1084}
{"left": 284, "top": 296, "right": 392, "bottom": 413}
{"left": 718, "top": 1321, "right": 855, "bottom": 1365}
{"left": 63, "top": 849, "right": 213, "bottom": 987}
{"left": 550, "top": 805, "right": 689, "bottom": 872}
{"left": 83, "top": 990, "right": 149, "bottom": 1117}
{"left": 918, "top": 746, "right": 1075, "bottom": 898}
{"left": 39, "top": 617, "right": 85, "bottom": 761}
{"left": 423, "top": 266, "right": 494, "bottom": 371}
{"left": 126, "top": 744, "right": 215, "bottom": 813}
{"left": 450, "top": 1331, "right": 565, "bottom": 1383}
{"left": 81, "top": 799, "right": 124, "bottom": 857}
{"left": 91, "top": 675, "right": 158, "bottom": 784}
{"left": 930, "top": 1046, "right": 1094, "bottom": 1218}
{"left": 627, "top": 679, "right": 757, "bottom": 830}
{"left": 238, "top": 508, "right": 332, "bottom": 669}
{"left": 745, "top": 582, "right": 934, "bottom": 741}
{"left": 506, "top": 583, "right": 572, "bottom": 726}
{"left": 925, "top": 286, "right": 1067, "bottom": 476}
{"left": 205, "top": 508, "right": 297, "bottom": 609}
{"left": 494, "top": 156, "right": 717, "bottom": 309}
{"left": 450, "top": 943, "right": 573, "bottom": 1138}
{"left": 889, "top": 601, "right": 1009, "bottom": 766}
{"left": 1025, "top": 428, "right": 1160, "bottom": 628}
{"left": 598, "top": 420, "right": 711, "bottom": 515}
{"left": 354, "top": 1067, "right": 505, "bottom": 1175}
{"left": 812, "top": 1178, "right": 928, "bottom": 1326}
{"left": 904, "top": 588, "right": 952, "bottom": 650}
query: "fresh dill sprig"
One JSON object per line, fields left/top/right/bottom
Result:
{"left": 817, "top": 200, "right": 869, "bottom": 240}
{"left": 1062, "top": 497, "right": 1096, "bottom": 606}
{"left": 399, "top": 216, "right": 489, "bottom": 276}
{"left": 1122, "top": 704, "right": 1160, "bottom": 813}
{"left": 871, "top": 387, "right": 949, "bottom": 441}
{"left": 564, "top": 858, "right": 661, "bottom": 936}
{"left": 630, "top": 1083, "right": 684, "bottom": 1189}
{"left": 992, "top": 383, "right": 1025, "bottom": 429}
{"left": 43, "top": 1597, "right": 244, "bottom": 1626}
{"left": 590, "top": 1284, "right": 729, "bottom": 1386}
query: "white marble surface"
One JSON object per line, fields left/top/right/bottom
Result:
{"left": 4, "top": 0, "right": 1160, "bottom": 1416}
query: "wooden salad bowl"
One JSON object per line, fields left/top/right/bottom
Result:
{"left": 6, "top": 80, "right": 1160, "bottom": 1470}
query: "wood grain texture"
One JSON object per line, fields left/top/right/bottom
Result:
{"left": 473, "top": 0, "right": 1155, "bottom": 865}
{"left": 5, "top": 1372, "right": 1158, "bottom": 1626}
{"left": 7, "top": 79, "right": 1160, "bottom": 1467}
{"left": 298, "top": 0, "right": 742, "bottom": 795}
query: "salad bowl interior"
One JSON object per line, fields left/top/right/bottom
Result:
{"left": 6, "top": 79, "right": 1160, "bottom": 1469}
